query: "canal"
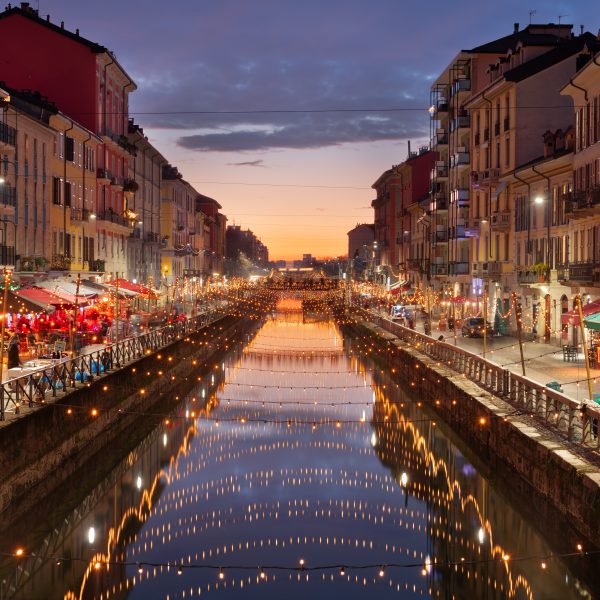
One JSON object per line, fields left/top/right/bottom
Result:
{"left": 0, "top": 303, "right": 597, "bottom": 599}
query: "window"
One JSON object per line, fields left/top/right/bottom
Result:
{"left": 59, "top": 132, "right": 64, "bottom": 159}
{"left": 505, "top": 136, "right": 510, "bottom": 167}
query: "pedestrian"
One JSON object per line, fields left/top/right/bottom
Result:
{"left": 7, "top": 331, "right": 21, "bottom": 369}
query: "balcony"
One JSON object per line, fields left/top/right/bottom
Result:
{"left": 452, "top": 151, "right": 470, "bottom": 168}
{"left": 430, "top": 263, "right": 448, "bottom": 277}
{"left": 70, "top": 207, "right": 91, "bottom": 222}
{"left": 123, "top": 178, "right": 139, "bottom": 195}
{"left": 455, "top": 188, "right": 470, "bottom": 207}
{"left": 434, "top": 100, "right": 448, "bottom": 114}
{"left": 145, "top": 231, "right": 160, "bottom": 243}
{"left": 558, "top": 262, "right": 595, "bottom": 284}
{"left": 452, "top": 78, "right": 471, "bottom": 94}
{"left": 97, "top": 168, "right": 111, "bottom": 184}
{"left": 110, "top": 176, "right": 124, "bottom": 191}
{"left": 448, "top": 222, "right": 466, "bottom": 239}
{"left": 482, "top": 168, "right": 500, "bottom": 185}
{"left": 50, "top": 255, "right": 71, "bottom": 271}
{"left": 517, "top": 269, "right": 549, "bottom": 284}
{"left": 432, "top": 195, "right": 448, "bottom": 211}
{"left": 90, "top": 259, "right": 105, "bottom": 273}
{"left": 490, "top": 210, "right": 511, "bottom": 229}
{"left": 472, "top": 262, "right": 488, "bottom": 276}
{"left": 0, "top": 244, "right": 15, "bottom": 266}
{"left": 464, "top": 218, "right": 481, "bottom": 237}
{"left": 0, "top": 122, "right": 16, "bottom": 150}
{"left": 434, "top": 162, "right": 448, "bottom": 179}
{"left": 449, "top": 261, "right": 469, "bottom": 275}
{"left": 488, "top": 261, "right": 512, "bottom": 277}
{"left": 129, "top": 228, "right": 141, "bottom": 239}
{"left": 432, "top": 229, "right": 448, "bottom": 243}
{"left": 0, "top": 185, "right": 17, "bottom": 208}
{"left": 97, "top": 209, "right": 131, "bottom": 228}
{"left": 571, "top": 187, "right": 600, "bottom": 215}
{"left": 451, "top": 114, "right": 470, "bottom": 131}
{"left": 435, "top": 130, "right": 448, "bottom": 146}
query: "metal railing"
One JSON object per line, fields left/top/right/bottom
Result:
{"left": 362, "top": 310, "right": 600, "bottom": 450}
{"left": 0, "top": 309, "right": 227, "bottom": 421}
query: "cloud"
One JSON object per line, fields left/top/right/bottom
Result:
{"left": 177, "top": 111, "right": 427, "bottom": 151}
{"left": 228, "top": 159, "right": 267, "bottom": 167}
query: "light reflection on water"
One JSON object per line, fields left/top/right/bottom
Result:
{"left": 1, "top": 311, "right": 595, "bottom": 599}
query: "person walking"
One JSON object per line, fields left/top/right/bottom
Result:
{"left": 7, "top": 331, "right": 21, "bottom": 369}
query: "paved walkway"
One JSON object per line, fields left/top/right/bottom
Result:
{"left": 376, "top": 310, "right": 600, "bottom": 404}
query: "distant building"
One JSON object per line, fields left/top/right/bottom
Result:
{"left": 226, "top": 225, "right": 269, "bottom": 271}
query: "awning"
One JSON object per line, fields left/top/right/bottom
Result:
{"left": 106, "top": 278, "right": 159, "bottom": 298}
{"left": 583, "top": 311, "right": 600, "bottom": 331}
{"left": 36, "top": 280, "right": 100, "bottom": 300}
{"left": 561, "top": 298, "right": 600, "bottom": 327}
{"left": 14, "top": 287, "right": 79, "bottom": 310}
{"left": 4, "top": 290, "right": 48, "bottom": 314}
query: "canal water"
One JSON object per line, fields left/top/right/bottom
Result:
{"left": 1, "top": 305, "right": 597, "bottom": 599}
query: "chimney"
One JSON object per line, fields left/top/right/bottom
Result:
{"left": 75, "top": 28, "right": 79, "bottom": 35}
{"left": 46, "top": 14, "right": 49, "bottom": 21}
{"left": 60, "top": 20, "right": 64, "bottom": 29}
{"left": 20, "top": 2, "right": 29, "bottom": 9}
{"left": 513, "top": 22, "right": 519, "bottom": 33}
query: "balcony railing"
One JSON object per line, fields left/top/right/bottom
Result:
{"left": 430, "top": 263, "right": 448, "bottom": 276}
{"left": 97, "top": 210, "right": 131, "bottom": 228}
{"left": 452, "top": 78, "right": 471, "bottom": 94}
{"left": 70, "top": 208, "right": 91, "bottom": 222}
{"left": 490, "top": 210, "right": 511, "bottom": 229}
{"left": 449, "top": 261, "right": 469, "bottom": 275}
{"left": 558, "top": 262, "right": 594, "bottom": 283}
{"left": 455, "top": 188, "right": 470, "bottom": 207}
{"left": 0, "top": 122, "right": 16, "bottom": 147}
{"left": 432, "top": 230, "right": 448, "bottom": 243}
{"left": 433, "top": 195, "right": 448, "bottom": 211}
{"left": 50, "top": 255, "right": 71, "bottom": 271}
{"left": 451, "top": 115, "right": 470, "bottom": 131}
{"left": 0, "top": 185, "right": 17, "bottom": 207}
{"left": 517, "top": 269, "right": 549, "bottom": 284}
{"left": 0, "top": 244, "right": 15, "bottom": 266}
{"left": 448, "top": 224, "right": 466, "bottom": 239}
{"left": 452, "top": 151, "right": 470, "bottom": 167}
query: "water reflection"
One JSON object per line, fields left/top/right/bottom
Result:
{"left": 0, "top": 310, "right": 596, "bottom": 599}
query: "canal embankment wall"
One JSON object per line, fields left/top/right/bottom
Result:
{"left": 0, "top": 314, "right": 258, "bottom": 520}
{"left": 345, "top": 318, "right": 600, "bottom": 544}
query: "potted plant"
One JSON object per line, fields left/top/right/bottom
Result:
{"left": 20, "top": 256, "right": 32, "bottom": 271}
{"left": 34, "top": 256, "right": 48, "bottom": 272}
{"left": 532, "top": 262, "right": 549, "bottom": 282}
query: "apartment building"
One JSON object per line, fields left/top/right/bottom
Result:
{"left": 0, "top": 2, "right": 137, "bottom": 279}
{"left": 427, "top": 23, "right": 591, "bottom": 300}
{"left": 127, "top": 121, "right": 167, "bottom": 286}
{"left": 560, "top": 55, "right": 600, "bottom": 343}
{"left": 0, "top": 86, "right": 55, "bottom": 274}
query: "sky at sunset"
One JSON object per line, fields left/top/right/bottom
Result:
{"left": 32, "top": 0, "right": 599, "bottom": 260}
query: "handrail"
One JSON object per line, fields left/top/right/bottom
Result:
{"left": 0, "top": 308, "right": 226, "bottom": 421}
{"left": 358, "top": 308, "right": 600, "bottom": 451}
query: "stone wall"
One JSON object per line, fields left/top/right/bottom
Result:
{"left": 0, "top": 315, "right": 258, "bottom": 518}
{"left": 347, "top": 319, "right": 600, "bottom": 543}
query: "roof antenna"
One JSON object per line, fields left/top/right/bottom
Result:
{"left": 529, "top": 9, "right": 536, "bottom": 24}
{"left": 558, "top": 14, "right": 567, "bottom": 25}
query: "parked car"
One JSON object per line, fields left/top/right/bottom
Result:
{"left": 390, "top": 304, "right": 407, "bottom": 321}
{"left": 461, "top": 317, "right": 493, "bottom": 338}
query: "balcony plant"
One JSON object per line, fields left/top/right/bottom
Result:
{"left": 531, "top": 262, "right": 549, "bottom": 282}
{"left": 34, "top": 256, "right": 48, "bottom": 271}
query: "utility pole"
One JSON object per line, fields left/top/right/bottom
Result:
{"left": 483, "top": 286, "right": 487, "bottom": 357}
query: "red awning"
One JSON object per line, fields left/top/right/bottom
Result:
{"left": 389, "top": 280, "right": 410, "bottom": 294}
{"left": 106, "top": 278, "right": 159, "bottom": 298}
{"left": 560, "top": 298, "right": 600, "bottom": 327}
{"left": 15, "top": 287, "right": 80, "bottom": 310}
